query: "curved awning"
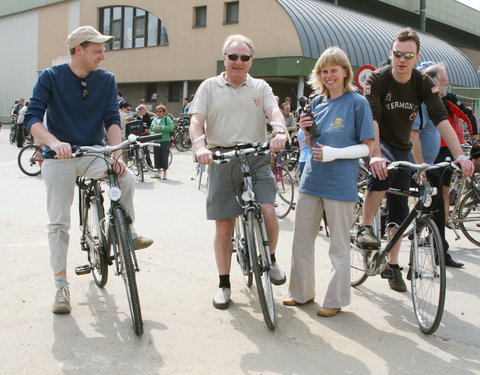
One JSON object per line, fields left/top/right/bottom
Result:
{"left": 278, "top": 0, "right": 480, "bottom": 88}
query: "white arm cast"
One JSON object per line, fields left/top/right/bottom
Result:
{"left": 321, "top": 143, "right": 369, "bottom": 162}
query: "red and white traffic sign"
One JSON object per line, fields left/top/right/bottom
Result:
{"left": 355, "top": 65, "right": 376, "bottom": 91}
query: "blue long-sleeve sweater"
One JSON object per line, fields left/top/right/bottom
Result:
{"left": 24, "top": 63, "right": 120, "bottom": 146}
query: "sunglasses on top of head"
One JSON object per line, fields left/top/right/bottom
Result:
{"left": 226, "top": 54, "right": 252, "bottom": 62}
{"left": 392, "top": 51, "right": 416, "bottom": 59}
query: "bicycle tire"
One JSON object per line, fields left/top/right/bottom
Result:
{"left": 350, "top": 200, "right": 369, "bottom": 287}
{"left": 274, "top": 166, "right": 294, "bottom": 219}
{"left": 410, "top": 217, "right": 445, "bottom": 335}
{"left": 145, "top": 145, "right": 156, "bottom": 172}
{"left": 174, "top": 132, "right": 186, "bottom": 152}
{"left": 233, "top": 216, "right": 253, "bottom": 287}
{"left": 113, "top": 207, "right": 143, "bottom": 336}
{"left": 168, "top": 149, "right": 173, "bottom": 167}
{"left": 458, "top": 189, "right": 480, "bottom": 247}
{"left": 137, "top": 148, "right": 145, "bottom": 182}
{"left": 18, "top": 145, "right": 42, "bottom": 176}
{"left": 246, "top": 210, "right": 276, "bottom": 330}
{"left": 80, "top": 186, "right": 108, "bottom": 288}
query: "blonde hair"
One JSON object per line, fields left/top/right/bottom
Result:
{"left": 156, "top": 104, "right": 167, "bottom": 112}
{"left": 307, "top": 46, "right": 355, "bottom": 96}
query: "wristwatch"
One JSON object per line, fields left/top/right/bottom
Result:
{"left": 274, "top": 129, "right": 286, "bottom": 136}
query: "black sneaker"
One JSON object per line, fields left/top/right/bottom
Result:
{"left": 386, "top": 264, "right": 407, "bottom": 292}
{"left": 356, "top": 226, "right": 380, "bottom": 249}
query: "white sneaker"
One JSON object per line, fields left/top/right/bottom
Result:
{"left": 269, "top": 262, "right": 287, "bottom": 285}
{"left": 52, "top": 286, "right": 71, "bottom": 314}
{"left": 212, "top": 287, "right": 231, "bottom": 309}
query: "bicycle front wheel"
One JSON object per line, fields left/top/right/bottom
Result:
{"left": 458, "top": 189, "right": 480, "bottom": 247}
{"left": 274, "top": 166, "right": 295, "bottom": 219}
{"left": 246, "top": 210, "right": 276, "bottom": 330}
{"left": 113, "top": 207, "right": 143, "bottom": 336}
{"left": 18, "top": 145, "right": 42, "bottom": 176}
{"left": 410, "top": 217, "right": 445, "bottom": 335}
{"left": 350, "top": 200, "right": 368, "bottom": 286}
{"left": 233, "top": 216, "right": 253, "bottom": 287}
{"left": 80, "top": 187, "right": 108, "bottom": 288}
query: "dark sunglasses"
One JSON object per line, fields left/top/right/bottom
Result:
{"left": 392, "top": 50, "right": 416, "bottom": 59}
{"left": 80, "top": 78, "right": 88, "bottom": 100}
{"left": 226, "top": 54, "right": 252, "bottom": 62}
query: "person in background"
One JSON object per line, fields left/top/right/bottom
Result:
{"left": 150, "top": 104, "right": 173, "bottom": 180}
{"left": 281, "top": 102, "right": 297, "bottom": 134}
{"left": 283, "top": 46, "right": 374, "bottom": 317}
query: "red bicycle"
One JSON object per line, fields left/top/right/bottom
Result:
{"left": 18, "top": 143, "right": 44, "bottom": 176}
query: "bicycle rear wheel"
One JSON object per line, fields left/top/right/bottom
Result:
{"left": 246, "top": 210, "right": 276, "bottom": 330}
{"left": 274, "top": 166, "right": 294, "bottom": 219}
{"left": 113, "top": 207, "right": 143, "bottom": 336}
{"left": 410, "top": 217, "right": 445, "bottom": 335}
{"left": 233, "top": 216, "right": 253, "bottom": 287}
{"left": 18, "top": 145, "right": 42, "bottom": 176}
{"left": 79, "top": 186, "right": 108, "bottom": 288}
{"left": 458, "top": 189, "right": 480, "bottom": 247}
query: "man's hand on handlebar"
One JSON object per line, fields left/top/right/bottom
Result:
{"left": 270, "top": 133, "right": 288, "bottom": 154}
{"left": 50, "top": 140, "right": 73, "bottom": 159}
{"left": 454, "top": 156, "right": 474, "bottom": 178}
{"left": 195, "top": 145, "right": 213, "bottom": 165}
{"left": 111, "top": 157, "right": 128, "bottom": 177}
{"left": 369, "top": 155, "right": 389, "bottom": 180}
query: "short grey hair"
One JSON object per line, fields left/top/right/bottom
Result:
{"left": 422, "top": 62, "right": 447, "bottom": 80}
{"left": 222, "top": 34, "right": 255, "bottom": 56}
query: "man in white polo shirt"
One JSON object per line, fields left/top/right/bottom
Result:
{"left": 189, "top": 34, "right": 288, "bottom": 309}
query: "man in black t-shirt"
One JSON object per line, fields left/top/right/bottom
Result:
{"left": 356, "top": 28, "right": 473, "bottom": 292}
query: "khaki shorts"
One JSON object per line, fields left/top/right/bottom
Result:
{"left": 206, "top": 152, "right": 276, "bottom": 220}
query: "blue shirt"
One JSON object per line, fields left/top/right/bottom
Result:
{"left": 24, "top": 63, "right": 120, "bottom": 146}
{"left": 411, "top": 104, "right": 440, "bottom": 164}
{"left": 298, "top": 129, "right": 313, "bottom": 163}
{"left": 300, "top": 92, "right": 374, "bottom": 202}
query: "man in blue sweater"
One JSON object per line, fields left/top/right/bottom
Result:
{"left": 24, "top": 26, "right": 153, "bottom": 314}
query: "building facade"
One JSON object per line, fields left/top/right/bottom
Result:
{"left": 0, "top": 0, "right": 479, "bottom": 118}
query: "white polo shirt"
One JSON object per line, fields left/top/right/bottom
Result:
{"left": 189, "top": 72, "right": 278, "bottom": 148}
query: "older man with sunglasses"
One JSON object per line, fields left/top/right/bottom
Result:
{"left": 356, "top": 28, "right": 473, "bottom": 292}
{"left": 189, "top": 34, "right": 289, "bottom": 309}
{"left": 24, "top": 26, "right": 153, "bottom": 315}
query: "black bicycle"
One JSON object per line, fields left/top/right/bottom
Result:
{"left": 350, "top": 160, "right": 452, "bottom": 335}
{"left": 173, "top": 118, "right": 192, "bottom": 152}
{"left": 212, "top": 142, "right": 277, "bottom": 330}
{"left": 74, "top": 133, "right": 161, "bottom": 336}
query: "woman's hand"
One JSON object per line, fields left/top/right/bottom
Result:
{"left": 298, "top": 112, "right": 313, "bottom": 134}
{"left": 312, "top": 142, "right": 325, "bottom": 162}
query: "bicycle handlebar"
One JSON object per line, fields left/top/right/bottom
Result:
{"left": 211, "top": 142, "right": 271, "bottom": 163}
{"left": 387, "top": 160, "right": 461, "bottom": 172}
{"left": 73, "top": 133, "right": 162, "bottom": 156}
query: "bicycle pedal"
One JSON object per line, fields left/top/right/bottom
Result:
{"left": 75, "top": 265, "right": 92, "bottom": 275}
{"left": 380, "top": 269, "right": 394, "bottom": 279}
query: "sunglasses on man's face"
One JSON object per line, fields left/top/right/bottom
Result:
{"left": 392, "top": 51, "right": 416, "bottom": 59}
{"left": 80, "top": 78, "right": 88, "bottom": 100}
{"left": 226, "top": 54, "right": 252, "bottom": 62}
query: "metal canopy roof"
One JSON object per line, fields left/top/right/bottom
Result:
{"left": 278, "top": 0, "right": 480, "bottom": 88}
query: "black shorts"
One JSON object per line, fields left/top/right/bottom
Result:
{"left": 367, "top": 141, "right": 411, "bottom": 226}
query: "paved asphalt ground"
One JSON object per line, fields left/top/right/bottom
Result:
{"left": 0, "top": 127, "right": 479, "bottom": 374}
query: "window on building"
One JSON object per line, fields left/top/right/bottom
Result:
{"left": 194, "top": 6, "right": 207, "bottom": 28}
{"left": 168, "top": 82, "right": 182, "bottom": 102}
{"left": 224, "top": 2, "right": 239, "bottom": 24}
{"left": 100, "top": 6, "right": 169, "bottom": 51}
{"left": 146, "top": 83, "right": 157, "bottom": 102}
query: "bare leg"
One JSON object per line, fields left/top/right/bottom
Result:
{"left": 213, "top": 218, "right": 236, "bottom": 275}
{"left": 261, "top": 203, "right": 278, "bottom": 254}
{"left": 360, "top": 190, "right": 386, "bottom": 227}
